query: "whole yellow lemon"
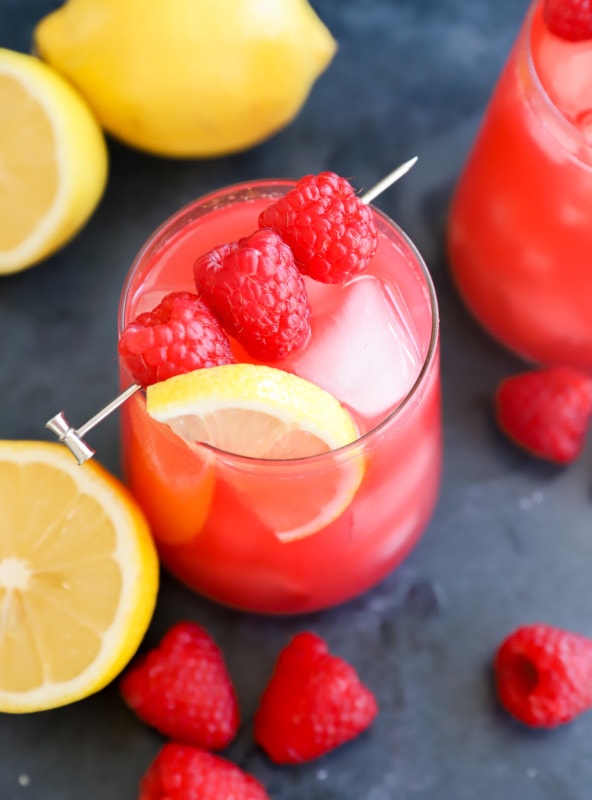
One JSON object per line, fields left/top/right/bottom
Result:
{"left": 34, "top": 0, "right": 337, "bottom": 158}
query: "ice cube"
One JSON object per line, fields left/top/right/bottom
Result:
{"left": 287, "top": 274, "right": 422, "bottom": 428}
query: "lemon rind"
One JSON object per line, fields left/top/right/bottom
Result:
{"left": 0, "top": 49, "right": 108, "bottom": 274}
{"left": 0, "top": 440, "right": 158, "bottom": 713}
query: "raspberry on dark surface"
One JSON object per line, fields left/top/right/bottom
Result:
{"left": 120, "top": 621, "right": 239, "bottom": 750}
{"left": 259, "top": 171, "right": 378, "bottom": 283}
{"left": 139, "top": 743, "right": 270, "bottom": 800}
{"left": 495, "top": 365, "right": 592, "bottom": 463}
{"left": 254, "top": 631, "right": 378, "bottom": 763}
{"left": 494, "top": 623, "right": 592, "bottom": 727}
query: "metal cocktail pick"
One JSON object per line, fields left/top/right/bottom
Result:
{"left": 46, "top": 156, "right": 418, "bottom": 464}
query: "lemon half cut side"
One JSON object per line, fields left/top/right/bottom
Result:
{"left": 0, "top": 48, "right": 108, "bottom": 274}
{"left": 0, "top": 440, "right": 158, "bottom": 713}
{"left": 146, "top": 364, "right": 366, "bottom": 542}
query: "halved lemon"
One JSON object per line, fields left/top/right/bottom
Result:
{"left": 0, "top": 48, "right": 108, "bottom": 274}
{"left": 0, "top": 440, "right": 158, "bottom": 713}
{"left": 146, "top": 364, "right": 365, "bottom": 541}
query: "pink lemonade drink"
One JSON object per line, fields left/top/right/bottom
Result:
{"left": 119, "top": 180, "right": 441, "bottom": 614}
{"left": 448, "top": 0, "right": 592, "bottom": 368}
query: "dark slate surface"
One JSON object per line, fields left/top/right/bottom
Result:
{"left": 2, "top": 1, "right": 592, "bottom": 798}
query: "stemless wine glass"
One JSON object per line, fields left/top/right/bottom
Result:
{"left": 448, "top": 0, "right": 592, "bottom": 368}
{"left": 118, "top": 180, "right": 442, "bottom": 614}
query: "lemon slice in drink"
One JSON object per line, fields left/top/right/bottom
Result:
{"left": 146, "top": 364, "right": 365, "bottom": 541}
{"left": 0, "top": 440, "right": 158, "bottom": 713}
{"left": 0, "top": 48, "right": 108, "bottom": 274}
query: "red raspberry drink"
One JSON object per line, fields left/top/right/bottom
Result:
{"left": 448, "top": 0, "right": 592, "bottom": 368}
{"left": 119, "top": 179, "right": 441, "bottom": 614}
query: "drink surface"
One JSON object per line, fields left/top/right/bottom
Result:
{"left": 447, "top": 0, "right": 592, "bottom": 368}
{"left": 120, "top": 183, "right": 441, "bottom": 614}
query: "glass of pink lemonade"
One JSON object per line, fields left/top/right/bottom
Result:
{"left": 118, "top": 179, "right": 441, "bottom": 614}
{"left": 448, "top": 0, "right": 592, "bottom": 368}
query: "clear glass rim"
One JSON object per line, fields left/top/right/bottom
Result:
{"left": 118, "top": 178, "right": 440, "bottom": 465}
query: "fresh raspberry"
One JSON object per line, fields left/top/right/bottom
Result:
{"left": 494, "top": 623, "right": 592, "bottom": 727}
{"left": 495, "top": 365, "right": 592, "bottom": 463}
{"left": 140, "top": 743, "right": 270, "bottom": 800}
{"left": 258, "top": 172, "right": 378, "bottom": 283}
{"left": 118, "top": 291, "right": 235, "bottom": 386}
{"left": 544, "top": 0, "right": 592, "bottom": 41}
{"left": 253, "top": 631, "right": 378, "bottom": 763}
{"left": 194, "top": 228, "right": 311, "bottom": 361}
{"left": 120, "top": 621, "right": 239, "bottom": 750}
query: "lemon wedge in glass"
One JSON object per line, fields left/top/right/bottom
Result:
{"left": 146, "top": 363, "right": 359, "bottom": 458}
{"left": 146, "top": 364, "right": 365, "bottom": 541}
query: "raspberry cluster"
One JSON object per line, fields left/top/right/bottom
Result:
{"left": 119, "top": 172, "right": 378, "bottom": 386}
{"left": 121, "top": 623, "right": 378, "bottom": 799}
{"left": 125, "top": 618, "right": 592, "bottom": 798}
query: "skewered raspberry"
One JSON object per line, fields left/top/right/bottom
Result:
{"left": 118, "top": 291, "right": 235, "bottom": 386}
{"left": 194, "top": 228, "right": 311, "bottom": 361}
{"left": 258, "top": 171, "right": 378, "bottom": 283}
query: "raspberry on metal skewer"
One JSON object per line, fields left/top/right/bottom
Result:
{"left": 45, "top": 156, "right": 418, "bottom": 464}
